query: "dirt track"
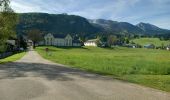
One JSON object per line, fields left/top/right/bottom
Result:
{"left": 0, "top": 50, "right": 169, "bottom": 100}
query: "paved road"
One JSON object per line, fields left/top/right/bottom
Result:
{"left": 0, "top": 50, "right": 169, "bottom": 100}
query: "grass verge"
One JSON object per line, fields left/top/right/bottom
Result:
{"left": 0, "top": 52, "right": 26, "bottom": 64}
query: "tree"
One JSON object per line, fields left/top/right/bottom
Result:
{"left": 161, "top": 43, "right": 165, "bottom": 49}
{"left": 101, "top": 36, "right": 107, "bottom": 42}
{"left": 0, "top": 0, "right": 18, "bottom": 52}
{"left": 125, "top": 37, "right": 129, "bottom": 44}
{"left": 18, "top": 35, "right": 27, "bottom": 50}
{"left": 27, "top": 29, "right": 43, "bottom": 48}
{"left": 0, "top": 0, "right": 10, "bottom": 12}
{"left": 96, "top": 35, "right": 102, "bottom": 47}
{"left": 79, "top": 37, "right": 85, "bottom": 42}
{"left": 107, "top": 35, "right": 118, "bottom": 47}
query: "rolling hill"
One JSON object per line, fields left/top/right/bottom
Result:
{"left": 131, "top": 38, "right": 170, "bottom": 46}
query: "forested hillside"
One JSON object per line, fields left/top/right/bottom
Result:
{"left": 16, "top": 13, "right": 170, "bottom": 38}
{"left": 17, "top": 13, "right": 100, "bottom": 37}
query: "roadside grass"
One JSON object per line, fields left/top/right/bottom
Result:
{"left": 131, "top": 38, "right": 170, "bottom": 46}
{"left": 0, "top": 52, "right": 26, "bottom": 64}
{"left": 36, "top": 46, "right": 170, "bottom": 92}
{"left": 122, "top": 75, "right": 170, "bottom": 92}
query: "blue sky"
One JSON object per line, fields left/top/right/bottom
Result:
{"left": 11, "top": 0, "right": 170, "bottom": 29}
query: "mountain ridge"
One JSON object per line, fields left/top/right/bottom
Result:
{"left": 136, "top": 22, "right": 170, "bottom": 34}
{"left": 88, "top": 19, "right": 170, "bottom": 35}
{"left": 16, "top": 13, "right": 170, "bottom": 37}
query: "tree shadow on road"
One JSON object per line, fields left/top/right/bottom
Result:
{"left": 0, "top": 62, "right": 113, "bottom": 81}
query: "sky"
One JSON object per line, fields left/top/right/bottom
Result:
{"left": 11, "top": 0, "right": 170, "bottom": 29}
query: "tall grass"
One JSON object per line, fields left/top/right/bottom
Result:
{"left": 36, "top": 46, "right": 170, "bottom": 91}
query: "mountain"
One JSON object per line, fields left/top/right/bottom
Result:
{"left": 89, "top": 19, "right": 170, "bottom": 35}
{"left": 88, "top": 19, "right": 144, "bottom": 34}
{"left": 136, "top": 22, "right": 170, "bottom": 34}
{"left": 16, "top": 13, "right": 170, "bottom": 38}
{"left": 17, "top": 13, "right": 100, "bottom": 37}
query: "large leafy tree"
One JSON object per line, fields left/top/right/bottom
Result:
{"left": 107, "top": 35, "right": 118, "bottom": 47}
{"left": 0, "top": 0, "right": 18, "bottom": 52}
{"left": 27, "top": 29, "right": 43, "bottom": 48}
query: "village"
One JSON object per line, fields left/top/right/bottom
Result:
{"left": 1, "top": 0, "right": 170, "bottom": 100}
{"left": 2, "top": 32, "right": 170, "bottom": 56}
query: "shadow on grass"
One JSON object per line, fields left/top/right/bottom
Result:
{"left": 0, "top": 62, "right": 113, "bottom": 81}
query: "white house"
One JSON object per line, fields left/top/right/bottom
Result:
{"left": 7, "top": 40, "right": 15, "bottom": 46}
{"left": 84, "top": 39, "right": 98, "bottom": 46}
{"left": 27, "top": 40, "right": 33, "bottom": 46}
{"left": 167, "top": 46, "right": 170, "bottom": 51}
{"left": 43, "top": 33, "right": 81, "bottom": 47}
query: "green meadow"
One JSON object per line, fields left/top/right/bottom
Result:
{"left": 0, "top": 52, "right": 26, "bottom": 64}
{"left": 36, "top": 46, "right": 170, "bottom": 92}
{"left": 131, "top": 38, "right": 170, "bottom": 46}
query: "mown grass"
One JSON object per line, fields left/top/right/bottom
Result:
{"left": 131, "top": 38, "right": 170, "bottom": 46}
{"left": 122, "top": 75, "right": 170, "bottom": 92}
{"left": 36, "top": 46, "right": 170, "bottom": 92}
{"left": 0, "top": 52, "right": 26, "bottom": 64}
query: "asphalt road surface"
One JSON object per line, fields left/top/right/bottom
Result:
{"left": 0, "top": 50, "right": 169, "bottom": 100}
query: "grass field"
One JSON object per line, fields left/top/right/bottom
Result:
{"left": 0, "top": 52, "right": 26, "bottom": 64}
{"left": 36, "top": 46, "right": 170, "bottom": 92}
{"left": 131, "top": 38, "right": 170, "bottom": 46}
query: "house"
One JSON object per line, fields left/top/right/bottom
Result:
{"left": 27, "top": 40, "right": 33, "bottom": 46}
{"left": 167, "top": 46, "right": 170, "bottom": 51}
{"left": 144, "top": 44, "right": 155, "bottom": 49}
{"left": 43, "top": 33, "right": 81, "bottom": 46}
{"left": 124, "top": 44, "right": 137, "bottom": 48}
{"left": 7, "top": 40, "right": 16, "bottom": 46}
{"left": 6, "top": 40, "right": 17, "bottom": 51}
{"left": 84, "top": 39, "right": 98, "bottom": 46}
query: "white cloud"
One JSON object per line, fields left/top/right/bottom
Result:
{"left": 11, "top": 0, "right": 41, "bottom": 12}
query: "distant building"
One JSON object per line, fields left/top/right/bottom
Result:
{"left": 43, "top": 33, "right": 81, "bottom": 47}
{"left": 167, "top": 46, "right": 170, "bottom": 51}
{"left": 27, "top": 40, "right": 33, "bottom": 46}
{"left": 6, "top": 40, "right": 16, "bottom": 46}
{"left": 124, "top": 44, "right": 137, "bottom": 48}
{"left": 144, "top": 44, "right": 155, "bottom": 49}
{"left": 6, "top": 40, "right": 17, "bottom": 52}
{"left": 84, "top": 39, "right": 98, "bottom": 46}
